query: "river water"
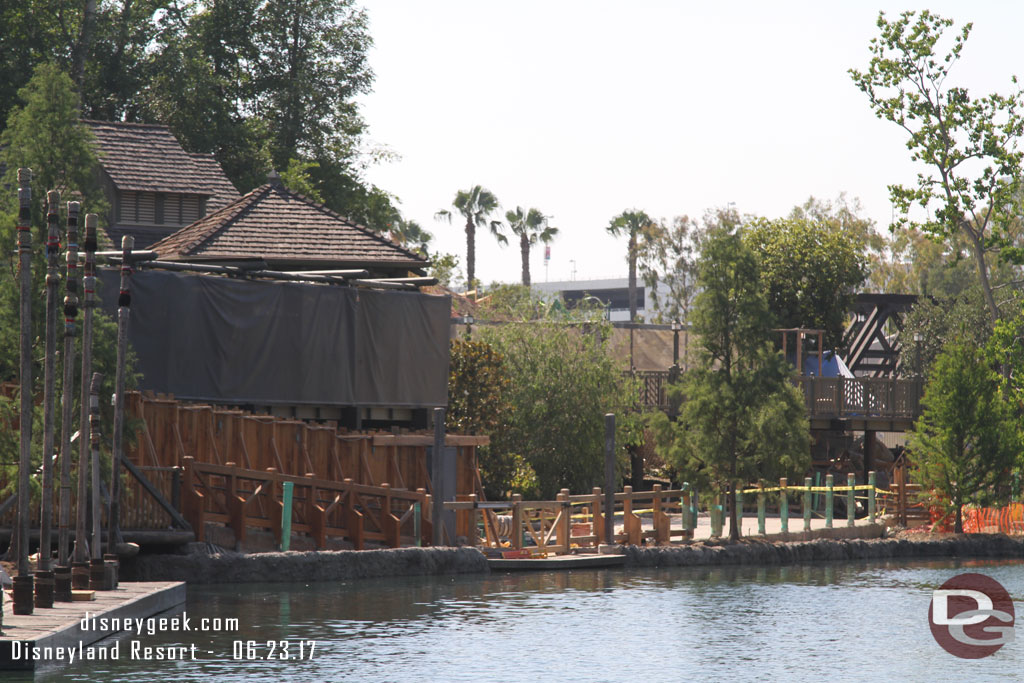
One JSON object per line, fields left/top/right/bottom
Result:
{"left": 22, "top": 558, "right": 1024, "bottom": 682}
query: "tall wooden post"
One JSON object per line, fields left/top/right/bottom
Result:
{"left": 432, "top": 407, "right": 445, "bottom": 546}
{"left": 108, "top": 235, "right": 133, "bottom": 555}
{"left": 825, "top": 473, "right": 834, "bottom": 528}
{"left": 779, "top": 478, "right": 789, "bottom": 535}
{"left": 74, "top": 214, "right": 98, "bottom": 564}
{"left": 868, "top": 471, "right": 877, "bottom": 525}
{"left": 603, "top": 413, "right": 615, "bottom": 545}
{"left": 56, "top": 201, "right": 79, "bottom": 601}
{"left": 847, "top": 472, "right": 856, "bottom": 527}
{"left": 89, "top": 372, "right": 103, "bottom": 560}
{"left": 13, "top": 169, "right": 34, "bottom": 615}
{"left": 39, "top": 191, "right": 61, "bottom": 573}
{"left": 803, "top": 476, "right": 812, "bottom": 532}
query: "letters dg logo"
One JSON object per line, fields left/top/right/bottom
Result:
{"left": 929, "top": 573, "right": 1015, "bottom": 658}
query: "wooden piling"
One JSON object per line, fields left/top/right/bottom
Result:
{"left": 603, "top": 413, "right": 615, "bottom": 546}
{"left": 15, "top": 168, "right": 34, "bottom": 612}
{"left": 868, "top": 471, "right": 876, "bottom": 525}
{"left": 40, "top": 190, "right": 61, "bottom": 574}
{"left": 757, "top": 483, "right": 765, "bottom": 535}
{"left": 431, "top": 407, "right": 445, "bottom": 546}
{"left": 57, "top": 201, "right": 80, "bottom": 569}
{"left": 280, "top": 481, "right": 294, "bottom": 551}
{"left": 681, "top": 483, "right": 693, "bottom": 539}
{"left": 74, "top": 214, "right": 98, "bottom": 564}
{"left": 734, "top": 487, "right": 743, "bottom": 539}
{"left": 108, "top": 235, "right": 133, "bottom": 555}
{"left": 847, "top": 472, "right": 856, "bottom": 527}
{"left": 89, "top": 372, "right": 103, "bottom": 561}
{"left": 825, "top": 474, "right": 834, "bottom": 528}
{"left": 779, "top": 478, "right": 788, "bottom": 535}
{"left": 803, "top": 476, "right": 812, "bottom": 532}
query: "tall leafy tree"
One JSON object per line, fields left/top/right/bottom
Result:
{"left": 908, "top": 341, "right": 1019, "bottom": 533}
{"left": 435, "top": 185, "right": 504, "bottom": 290}
{"left": 743, "top": 216, "right": 867, "bottom": 350}
{"left": 504, "top": 206, "right": 557, "bottom": 286}
{"left": 638, "top": 215, "right": 700, "bottom": 324}
{"left": 649, "top": 230, "right": 810, "bottom": 540}
{"left": 607, "top": 209, "right": 656, "bottom": 322}
{"left": 850, "top": 10, "right": 1024, "bottom": 323}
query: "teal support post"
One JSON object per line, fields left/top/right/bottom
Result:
{"left": 735, "top": 489, "right": 743, "bottom": 536}
{"left": 813, "top": 471, "right": 821, "bottom": 512}
{"left": 281, "top": 481, "right": 294, "bottom": 551}
{"left": 825, "top": 474, "right": 834, "bottom": 528}
{"left": 710, "top": 495, "right": 723, "bottom": 537}
{"left": 847, "top": 473, "right": 856, "bottom": 527}
{"left": 780, "top": 478, "right": 789, "bottom": 534}
{"left": 414, "top": 501, "right": 422, "bottom": 547}
{"left": 681, "top": 483, "right": 692, "bottom": 535}
{"left": 803, "top": 477, "right": 812, "bottom": 532}
{"left": 691, "top": 485, "right": 699, "bottom": 534}
{"left": 757, "top": 485, "right": 766, "bottom": 536}
{"left": 868, "top": 472, "right": 876, "bottom": 525}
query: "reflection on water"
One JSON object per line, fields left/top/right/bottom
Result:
{"left": 18, "top": 557, "right": 1024, "bottom": 682}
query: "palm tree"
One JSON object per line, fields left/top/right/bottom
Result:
{"left": 505, "top": 206, "right": 558, "bottom": 286}
{"left": 435, "top": 185, "right": 504, "bottom": 289}
{"left": 606, "top": 209, "right": 655, "bottom": 322}
{"left": 389, "top": 217, "right": 432, "bottom": 258}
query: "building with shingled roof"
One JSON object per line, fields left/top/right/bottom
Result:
{"left": 150, "top": 174, "right": 428, "bottom": 278}
{"left": 84, "top": 119, "right": 240, "bottom": 248}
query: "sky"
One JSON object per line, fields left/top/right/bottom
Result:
{"left": 356, "top": 1, "right": 1024, "bottom": 286}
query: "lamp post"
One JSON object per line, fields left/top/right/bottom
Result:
{"left": 464, "top": 314, "right": 474, "bottom": 339}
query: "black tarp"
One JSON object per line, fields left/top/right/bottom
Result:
{"left": 99, "top": 269, "right": 450, "bottom": 407}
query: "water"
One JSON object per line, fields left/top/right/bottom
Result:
{"left": 20, "top": 558, "right": 1024, "bottom": 682}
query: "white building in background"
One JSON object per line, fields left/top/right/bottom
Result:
{"left": 531, "top": 278, "right": 674, "bottom": 322}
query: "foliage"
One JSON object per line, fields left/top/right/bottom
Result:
{"left": 743, "top": 216, "right": 867, "bottom": 350}
{"left": 649, "top": 229, "right": 810, "bottom": 540}
{"left": 446, "top": 339, "right": 538, "bottom": 499}
{"left": 850, "top": 10, "right": 1024, "bottom": 321}
{"left": 280, "top": 159, "right": 324, "bottom": 202}
{"left": 388, "top": 218, "right": 432, "bottom": 258}
{"left": 900, "top": 291, "right": 992, "bottom": 377}
{"left": 435, "top": 185, "right": 503, "bottom": 290}
{"left": 504, "top": 206, "right": 557, "bottom": 287}
{"left": 907, "top": 341, "right": 1020, "bottom": 533}
{"left": 471, "top": 298, "right": 641, "bottom": 498}
{"left": 637, "top": 215, "right": 699, "bottom": 324}
{"left": 606, "top": 209, "right": 657, "bottom": 322}
{"left": 429, "top": 252, "right": 462, "bottom": 290}
{"left": 0, "top": 0, "right": 399, "bottom": 232}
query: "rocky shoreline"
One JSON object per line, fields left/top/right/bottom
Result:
{"left": 118, "top": 533, "right": 1024, "bottom": 583}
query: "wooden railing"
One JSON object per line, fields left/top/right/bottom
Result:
{"left": 629, "top": 371, "right": 925, "bottom": 422}
{"left": 181, "top": 457, "right": 431, "bottom": 549}
{"left": 446, "top": 484, "right": 694, "bottom": 555}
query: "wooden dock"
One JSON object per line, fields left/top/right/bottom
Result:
{"left": 487, "top": 552, "right": 626, "bottom": 571}
{"left": 0, "top": 581, "right": 185, "bottom": 671}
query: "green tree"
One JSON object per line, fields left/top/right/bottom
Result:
{"left": 607, "top": 209, "right": 656, "bottom": 322}
{"left": 908, "top": 341, "right": 1019, "bottom": 533}
{"left": 743, "top": 216, "right": 867, "bottom": 350}
{"left": 850, "top": 10, "right": 1024, "bottom": 323}
{"left": 638, "top": 215, "right": 700, "bottom": 324}
{"left": 900, "top": 291, "right": 992, "bottom": 378}
{"left": 476, "top": 292, "right": 640, "bottom": 498}
{"left": 649, "top": 230, "right": 810, "bottom": 540}
{"left": 435, "top": 185, "right": 504, "bottom": 290}
{"left": 429, "top": 252, "right": 462, "bottom": 290}
{"left": 504, "top": 206, "right": 557, "bottom": 286}
{"left": 388, "top": 217, "right": 432, "bottom": 258}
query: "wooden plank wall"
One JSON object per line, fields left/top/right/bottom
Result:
{"left": 127, "top": 392, "right": 484, "bottom": 496}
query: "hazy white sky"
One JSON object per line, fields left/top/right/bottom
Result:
{"left": 357, "top": 2, "right": 1024, "bottom": 285}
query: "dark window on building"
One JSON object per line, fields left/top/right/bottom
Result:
{"left": 155, "top": 194, "right": 164, "bottom": 225}
{"left": 561, "top": 287, "right": 644, "bottom": 311}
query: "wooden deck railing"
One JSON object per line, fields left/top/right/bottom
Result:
{"left": 629, "top": 371, "right": 924, "bottom": 422}
{"left": 181, "top": 456, "right": 431, "bottom": 549}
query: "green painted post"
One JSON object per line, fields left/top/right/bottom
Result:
{"left": 847, "top": 473, "right": 856, "bottom": 527}
{"left": 711, "top": 494, "right": 723, "bottom": 538}
{"left": 691, "top": 484, "right": 699, "bottom": 535}
{"left": 681, "top": 483, "right": 692, "bottom": 535}
{"left": 803, "top": 477, "right": 812, "bottom": 532}
{"left": 281, "top": 481, "right": 294, "bottom": 551}
{"left": 780, "top": 478, "right": 788, "bottom": 534}
{"left": 868, "top": 472, "right": 876, "bottom": 525}
{"left": 825, "top": 474, "right": 834, "bottom": 528}
{"left": 413, "top": 501, "right": 422, "bottom": 547}
{"left": 735, "top": 489, "right": 743, "bottom": 536}
{"left": 757, "top": 484, "right": 766, "bottom": 536}
{"left": 813, "top": 471, "right": 821, "bottom": 513}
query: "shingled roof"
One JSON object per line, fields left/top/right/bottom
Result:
{"left": 84, "top": 120, "right": 234, "bottom": 197}
{"left": 189, "top": 153, "right": 241, "bottom": 211}
{"left": 150, "top": 181, "right": 429, "bottom": 273}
